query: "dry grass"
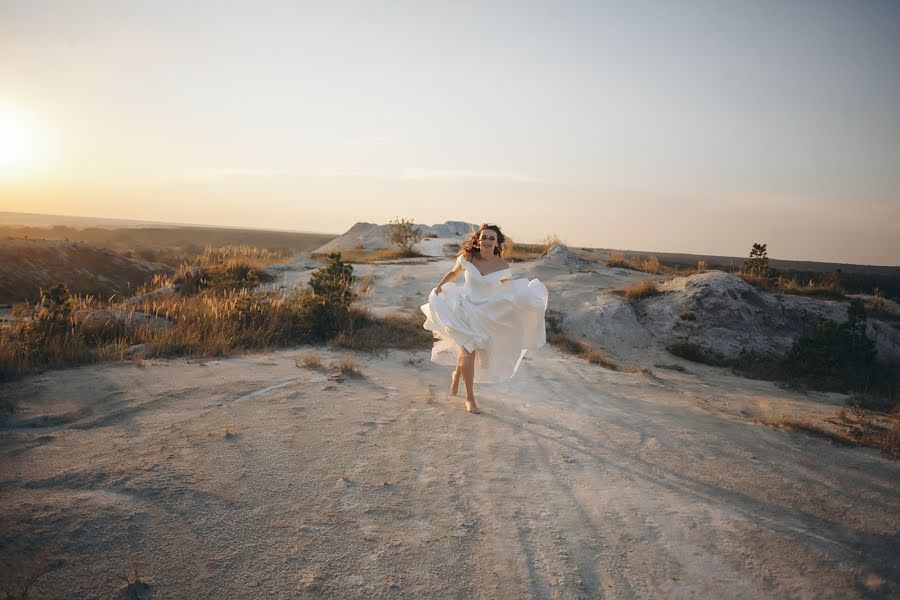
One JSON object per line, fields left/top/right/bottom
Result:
{"left": 756, "top": 405, "right": 899, "bottom": 457}
{"left": 605, "top": 250, "right": 630, "bottom": 269}
{"left": 545, "top": 310, "right": 617, "bottom": 369}
{"left": 503, "top": 238, "right": 544, "bottom": 262}
{"left": 639, "top": 256, "right": 661, "bottom": 274}
{"left": 613, "top": 280, "right": 662, "bottom": 302}
{"left": 338, "top": 247, "right": 424, "bottom": 263}
{"left": 541, "top": 233, "right": 564, "bottom": 253}
{"left": 334, "top": 357, "right": 364, "bottom": 378}
{"left": 331, "top": 309, "right": 432, "bottom": 353}
{"left": 678, "top": 310, "right": 697, "bottom": 321}
{"left": 357, "top": 274, "right": 376, "bottom": 296}
{"left": 627, "top": 366, "right": 655, "bottom": 376}
{"left": 739, "top": 272, "right": 846, "bottom": 300}
{"left": 604, "top": 251, "right": 713, "bottom": 278}
{"left": 0, "top": 285, "right": 429, "bottom": 381}
{"left": 296, "top": 353, "right": 323, "bottom": 369}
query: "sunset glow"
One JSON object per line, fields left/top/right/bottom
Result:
{"left": 0, "top": 102, "right": 50, "bottom": 179}
{"left": 0, "top": 2, "right": 898, "bottom": 264}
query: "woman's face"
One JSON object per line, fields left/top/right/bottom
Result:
{"left": 478, "top": 229, "right": 498, "bottom": 253}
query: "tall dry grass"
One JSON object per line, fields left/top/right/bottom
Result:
{"left": 613, "top": 280, "right": 662, "bottom": 302}
{"left": 338, "top": 247, "right": 424, "bottom": 263}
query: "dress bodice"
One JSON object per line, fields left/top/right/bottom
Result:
{"left": 458, "top": 256, "right": 511, "bottom": 301}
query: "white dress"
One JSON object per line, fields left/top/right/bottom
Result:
{"left": 420, "top": 255, "right": 548, "bottom": 383}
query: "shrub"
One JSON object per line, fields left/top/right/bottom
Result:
{"left": 783, "top": 299, "right": 894, "bottom": 398}
{"left": 388, "top": 217, "right": 424, "bottom": 254}
{"left": 332, "top": 309, "right": 431, "bottom": 352}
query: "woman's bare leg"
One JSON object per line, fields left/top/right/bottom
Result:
{"left": 460, "top": 349, "right": 479, "bottom": 414}
{"left": 450, "top": 365, "right": 461, "bottom": 396}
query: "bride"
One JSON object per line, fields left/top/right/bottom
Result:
{"left": 421, "top": 224, "right": 548, "bottom": 414}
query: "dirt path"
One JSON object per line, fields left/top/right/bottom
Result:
{"left": 1, "top": 346, "right": 898, "bottom": 598}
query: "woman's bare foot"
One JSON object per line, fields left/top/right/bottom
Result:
{"left": 465, "top": 397, "right": 480, "bottom": 414}
{"left": 450, "top": 368, "right": 461, "bottom": 397}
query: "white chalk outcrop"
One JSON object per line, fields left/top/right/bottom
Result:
{"left": 559, "top": 268, "right": 900, "bottom": 363}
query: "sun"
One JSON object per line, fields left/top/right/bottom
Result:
{"left": 0, "top": 103, "right": 49, "bottom": 179}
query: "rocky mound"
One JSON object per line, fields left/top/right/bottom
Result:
{"left": 567, "top": 270, "right": 900, "bottom": 363}
{"left": 313, "top": 221, "right": 478, "bottom": 254}
{"left": 0, "top": 239, "right": 171, "bottom": 304}
{"left": 537, "top": 244, "right": 592, "bottom": 272}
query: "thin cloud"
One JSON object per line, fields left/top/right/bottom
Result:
{"left": 403, "top": 168, "right": 541, "bottom": 183}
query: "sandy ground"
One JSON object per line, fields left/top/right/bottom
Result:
{"left": 2, "top": 249, "right": 899, "bottom": 599}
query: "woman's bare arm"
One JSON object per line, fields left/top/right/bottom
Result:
{"left": 434, "top": 263, "right": 463, "bottom": 294}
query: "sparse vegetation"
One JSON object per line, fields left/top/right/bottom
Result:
{"left": 503, "top": 238, "right": 544, "bottom": 262}
{"left": 541, "top": 233, "right": 564, "bottom": 253}
{"left": 626, "top": 367, "right": 654, "bottom": 376}
{"left": 0, "top": 223, "right": 333, "bottom": 268}
{"left": 339, "top": 247, "right": 424, "bottom": 263}
{"left": 388, "top": 217, "right": 425, "bottom": 255}
{"left": 545, "top": 310, "right": 617, "bottom": 369}
{"left": 678, "top": 310, "right": 696, "bottom": 321}
{"left": 335, "top": 357, "right": 363, "bottom": 378}
{"left": 331, "top": 309, "right": 431, "bottom": 353}
{"left": 605, "top": 250, "right": 630, "bottom": 269}
{"left": 613, "top": 280, "right": 662, "bottom": 302}
{"left": 0, "top": 251, "right": 426, "bottom": 382}
{"left": 669, "top": 300, "right": 899, "bottom": 409}
{"left": 741, "top": 242, "right": 771, "bottom": 279}
{"left": 296, "top": 353, "right": 323, "bottom": 369}
{"left": 756, "top": 405, "right": 899, "bottom": 457}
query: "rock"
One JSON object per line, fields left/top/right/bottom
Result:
{"left": 538, "top": 245, "right": 592, "bottom": 272}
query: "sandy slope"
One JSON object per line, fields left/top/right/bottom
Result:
{"left": 2, "top": 253, "right": 899, "bottom": 599}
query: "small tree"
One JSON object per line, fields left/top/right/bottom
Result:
{"left": 741, "top": 242, "right": 770, "bottom": 278}
{"left": 309, "top": 252, "right": 355, "bottom": 308}
{"left": 301, "top": 253, "right": 356, "bottom": 339}
{"left": 388, "top": 217, "right": 424, "bottom": 255}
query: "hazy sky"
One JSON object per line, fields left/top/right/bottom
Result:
{"left": 1, "top": 0, "right": 899, "bottom": 264}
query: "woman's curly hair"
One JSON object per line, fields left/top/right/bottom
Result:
{"left": 459, "top": 224, "right": 505, "bottom": 258}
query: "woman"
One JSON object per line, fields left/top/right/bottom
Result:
{"left": 421, "top": 224, "right": 548, "bottom": 414}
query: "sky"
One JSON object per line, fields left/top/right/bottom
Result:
{"left": 1, "top": 0, "right": 898, "bottom": 265}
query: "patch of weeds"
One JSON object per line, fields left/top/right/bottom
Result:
{"left": 613, "top": 280, "right": 661, "bottom": 302}
{"left": 332, "top": 310, "right": 431, "bottom": 353}
{"left": 678, "top": 310, "right": 696, "bottom": 321}
{"left": 757, "top": 407, "right": 899, "bottom": 457}
{"left": 334, "top": 357, "right": 364, "bottom": 378}
{"left": 296, "top": 353, "right": 323, "bottom": 370}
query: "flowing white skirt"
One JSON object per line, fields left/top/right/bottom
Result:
{"left": 420, "top": 278, "right": 548, "bottom": 383}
